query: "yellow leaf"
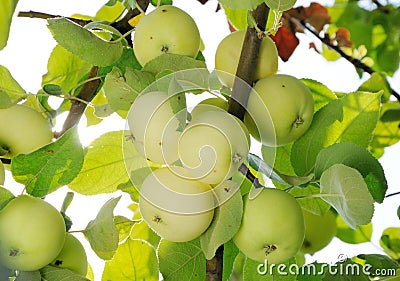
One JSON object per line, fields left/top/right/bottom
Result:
{"left": 128, "top": 13, "right": 144, "bottom": 27}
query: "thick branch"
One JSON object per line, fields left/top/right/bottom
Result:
{"left": 57, "top": 66, "right": 101, "bottom": 137}
{"left": 228, "top": 3, "right": 270, "bottom": 121}
{"left": 206, "top": 4, "right": 270, "bottom": 281}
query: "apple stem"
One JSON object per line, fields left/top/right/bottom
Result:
{"left": 9, "top": 249, "right": 19, "bottom": 257}
{"left": 0, "top": 146, "right": 9, "bottom": 157}
{"left": 293, "top": 116, "right": 304, "bottom": 128}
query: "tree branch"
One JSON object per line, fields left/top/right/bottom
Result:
{"left": 206, "top": 4, "right": 271, "bottom": 281}
{"left": 57, "top": 66, "right": 101, "bottom": 137}
{"left": 228, "top": 3, "right": 271, "bottom": 121}
{"left": 292, "top": 17, "right": 400, "bottom": 102}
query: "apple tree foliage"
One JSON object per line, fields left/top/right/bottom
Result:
{"left": 0, "top": 0, "right": 400, "bottom": 280}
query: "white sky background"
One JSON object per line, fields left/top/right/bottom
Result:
{"left": 0, "top": 0, "right": 400, "bottom": 280}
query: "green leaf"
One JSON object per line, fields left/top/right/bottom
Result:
{"left": 314, "top": 142, "right": 387, "bottom": 203}
{"left": 336, "top": 215, "right": 372, "bottom": 244}
{"left": 356, "top": 254, "right": 400, "bottom": 278}
{"left": 371, "top": 102, "right": 400, "bottom": 149}
{"left": 264, "top": 0, "right": 297, "bottom": 11}
{"left": 83, "top": 196, "right": 121, "bottom": 260}
{"left": 200, "top": 181, "right": 243, "bottom": 259}
{"left": 98, "top": 48, "right": 142, "bottom": 77}
{"left": 47, "top": 17, "right": 123, "bottom": 66}
{"left": 0, "top": 186, "right": 14, "bottom": 211}
{"left": 380, "top": 227, "right": 400, "bottom": 261}
{"left": 102, "top": 67, "right": 155, "bottom": 116}
{"left": 289, "top": 185, "right": 331, "bottom": 216}
{"left": 247, "top": 153, "right": 288, "bottom": 186}
{"left": 42, "top": 45, "right": 92, "bottom": 93}
{"left": 291, "top": 91, "right": 381, "bottom": 176}
{"left": 158, "top": 238, "right": 206, "bottom": 281}
{"left": 320, "top": 164, "right": 375, "bottom": 229}
{"left": 15, "top": 270, "right": 41, "bottom": 281}
{"left": 0, "top": 65, "right": 27, "bottom": 108}
{"left": 102, "top": 238, "right": 159, "bottom": 281}
{"left": 95, "top": 1, "right": 125, "bottom": 22}
{"left": 114, "top": 215, "right": 136, "bottom": 242}
{"left": 358, "top": 72, "right": 391, "bottom": 103}
{"left": 217, "top": 0, "right": 264, "bottom": 10}
{"left": 142, "top": 53, "right": 207, "bottom": 76}
{"left": 69, "top": 131, "right": 129, "bottom": 195}
{"left": 222, "top": 6, "right": 248, "bottom": 30}
{"left": 11, "top": 127, "right": 84, "bottom": 197}
{"left": 222, "top": 240, "right": 239, "bottom": 281}
{"left": 0, "top": 0, "right": 18, "bottom": 50}
{"left": 130, "top": 220, "right": 161, "bottom": 248}
{"left": 301, "top": 79, "right": 337, "bottom": 112}
{"left": 380, "top": 107, "right": 400, "bottom": 122}
{"left": 40, "top": 265, "right": 90, "bottom": 281}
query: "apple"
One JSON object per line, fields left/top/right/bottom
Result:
{"left": 301, "top": 209, "right": 337, "bottom": 254}
{"left": 244, "top": 74, "right": 314, "bottom": 146}
{"left": 133, "top": 5, "right": 201, "bottom": 66}
{"left": 190, "top": 97, "right": 228, "bottom": 118}
{"left": 0, "top": 104, "right": 53, "bottom": 158}
{"left": 0, "top": 195, "right": 66, "bottom": 271}
{"left": 0, "top": 162, "right": 4, "bottom": 186}
{"left": 127, "top": 91, "right": 184, "bottom": 164}
{"left": 51, "top": 232, "right": 88, "bottom": 276}
{"left": 178, "top": 109, "right": 250, "bottom": 185}
{"left": 215, "top": 30, "right": 278, "bottom": 88}
{"left": 139, "top": 166, "right": 214, "bottom": 242}
{"left": 233, "top": 188, "right": 305, "bottom": 264}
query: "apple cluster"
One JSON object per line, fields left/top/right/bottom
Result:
{"left": 0, "top": 195, "right": 88, "bottom": 276}
{"left": 127, "top": 90, "right": 250, "bottom": 242}
{"left": 127, "top": 4, "right": 324, "bottom": 265}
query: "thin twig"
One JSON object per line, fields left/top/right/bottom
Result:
{"left": 385, "top": 191, "right": 400, "bottom": 198}
{"left": 18, "top": 11, "right": 90, "bottom": 26}
{"left": 294, "top": 18, "right": 400, "bottom": 102}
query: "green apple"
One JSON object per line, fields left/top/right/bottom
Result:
{"left": 51, "top": 232, "right": 88, "bottom": 276}
{"left": 301, "top": 209, "right": 337, "bottom": 254}
{"left": 133, "top": 5, "right": 201, "bottom": 66}
{"left": 233, "top": 188, "right": 305, "bottom": 264}
{"left": 0, "top": 195, "right": 66, "bottom": 271}
{"left": 127, "top": 91, "right": 184, "bottom": 164}
{"left": 139, "top": 166, "right": 214, "bottom": 242}
{"left": 244, "top": 74, "right": 314, "bottom": 146}
{"left": 178, "top": 109, "right": 250, "bottom": 185}
{"left": 0, "top": 104, "right": 53, "bottom": 158}
{"left": 190, "top": 97, "right": 228, "bottom": 118}
{"left": 0, "top": 162, "right": 4, "bottom": 186}
{"left": 215, "top": 30, "right": 278, "bottom": 88}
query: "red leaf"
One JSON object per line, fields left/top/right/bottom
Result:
{"left": 335, "top": 27, "right": 352, "bottom": 47}
{"left": 304, "top": 2, "right": 331, "bottom": 33}
{"left": 270, "top": 26, "right": 299, "bottom": 62}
